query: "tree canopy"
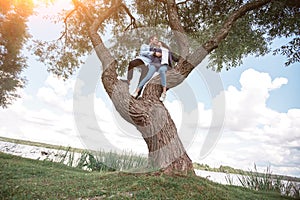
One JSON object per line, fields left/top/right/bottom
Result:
{"left": 0, "top": 0, "right": 299, "bottom": 108}
{"left": 0, "top": 0, "right": 34, "bottom": 108}
{"left": 31, "top": 0, "right": 299, "bottom": 78}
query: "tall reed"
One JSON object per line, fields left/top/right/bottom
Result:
{"left": 48, "top": 148, "right": 149, "bottom": 172}
{"left": 235, "top": 164, "right": 300, "bottom": 199}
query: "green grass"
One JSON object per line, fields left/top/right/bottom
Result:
{"left": 0, "top": 152, "right": 295, "bottom": 200}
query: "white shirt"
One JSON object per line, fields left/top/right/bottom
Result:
{"left": 161, "top": 47, "right": 169, "bottom": 65}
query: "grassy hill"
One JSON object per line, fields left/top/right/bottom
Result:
{"left": 1, "top": 136, "right": 299, "bottom": 181}
{"left": 0, "top": 152, "right": 294, "bottom": 200}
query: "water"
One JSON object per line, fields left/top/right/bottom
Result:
{"left": 195, "top": 169, "right": 241, "bottom": 186}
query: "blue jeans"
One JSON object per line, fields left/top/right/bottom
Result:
{"left": 138, "top": 64, "right": 168, "bottom": 89}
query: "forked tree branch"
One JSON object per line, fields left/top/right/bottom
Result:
{"left": 166, "top": 0, "right": 189, "bottom": 58}
{"left": 145, "top": 0, "right": 274, "bottom": 96}
{"left": 66, "top": 0, "right": 137, "bottom": 41}
{"left": 89, "top": 1, "right": 123, "bottom": 36}
{"left": 121, "top": 3, "right": 137, "bottom": 31}
{"left": 69, "top": 0, "right": 125, "bottom": 68}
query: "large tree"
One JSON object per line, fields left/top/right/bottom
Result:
{"left": 32, "top": 0, "right": 299, "bottom": 174}
{"left": 0, "top": 0, "right": 34, "bottom": 108}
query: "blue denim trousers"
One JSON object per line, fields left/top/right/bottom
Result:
{"left": 138, "top": 64, "right": 168, "bottom": 89}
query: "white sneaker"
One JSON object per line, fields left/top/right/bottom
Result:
{"left": 159, "top": 92, "right": 166, "bottom": 101}
{"left": 131, "top": 91, "right": 138, "bottom": 98}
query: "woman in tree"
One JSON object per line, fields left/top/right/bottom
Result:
{"left": 131, "top": 41, "right": 178, "bottom": 101}
{"left": 121, "top": 35, "right": 160, "bottom": 98}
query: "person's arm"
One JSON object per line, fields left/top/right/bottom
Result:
{"left": 154, "top": 48, "right": 162, "bottom": 57}
{"left": 139, "top": 44, "right": 154, "bottom": 57}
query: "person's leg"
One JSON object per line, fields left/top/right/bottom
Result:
{"left": 137, "top": 63, "right": 148, "bottom": 97}
{"left": 158, "top": 65, "right": 168, "bottom": 88}
{"left": 158, "top": 65, "right": 168, "bottom": 101}
{"left": 127, "top": 59, "right": 144, "bottom": 83}
{"left": 138, "top": 65, "right": 156, "bottom": 88}
{"left": 138, "top": 64, "right": 149, "bottom": 84}
{"left": 132, "top": 65, "right": 156, "bottom": 98}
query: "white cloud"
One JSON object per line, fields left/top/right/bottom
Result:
{"left": 271, "top": 77, "right": 288, "bottom": 90}
{"left": 0, "top": 75, "right": 81, "bottom": 147}
{"left": 37, "top": 75, "right": 74, "bottom": 113}
{"left": 215, "top": 69, "right": 290, "bottom": 132}
{"left": 196, "top": 69, "right": 300, "bottom": 177}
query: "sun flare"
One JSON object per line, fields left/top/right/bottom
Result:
{"left": 32, "top": 0, "right": 73, "bottom": 10}
{"left": 32, "top": 0, "right": 73, "bottom": 15}
{"left": 32, "top": 0, "right": 71, "bottom": 4}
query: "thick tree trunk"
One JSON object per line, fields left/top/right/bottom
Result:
{"left": 80, "top": 0, "right": 196, "bottom": 175}
{"left": 79, "top": 0, "right": 273, "bottom": 175}
{"left": 101, "top": 60, "right": 195, "bottom": 174}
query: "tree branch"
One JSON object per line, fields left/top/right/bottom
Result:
{"left": 145, "top": 0, "right": 274, "bottom": 97}
{"left": 89, "top": 1, "right": 123, "bottom": 36}
{"left": 57, "top": 8, "right": 77, "bottom": 41}
{"left": 72, "top": 0, "right": 94, "bottom": 22}
{"left": 88, "top": 1, "right": 123, "bottom": 69}
{"left": 176, "top": 0, "right": 189, "bottom": 6}
{"left": 121, "top": 3, "right": 137, "bottom": 31}
{"left": 71, "top": 0, "right": 123, "bottom": 70}
{"left": 165, "top": 0, "right": 189, "bottom": 58}
{"left": 285, "top": 0, "right": 300, "bottom": 8}
{"left": 202, "top": 0, "right": 273, "bottom": 53}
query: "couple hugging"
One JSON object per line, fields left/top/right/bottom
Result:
{"left": 124, "top": 35, "right": 178, "bottom": 101}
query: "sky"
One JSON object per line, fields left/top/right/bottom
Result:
{"left": 0, "top": 1, "right": 299, "bottom": 177}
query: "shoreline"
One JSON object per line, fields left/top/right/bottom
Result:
{"left": 0, "top": 136, "right": 299, "bottom": 184}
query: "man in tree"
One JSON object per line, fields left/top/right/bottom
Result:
{"left": 123, "top": 35, "right": 160, "bottom": 98}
